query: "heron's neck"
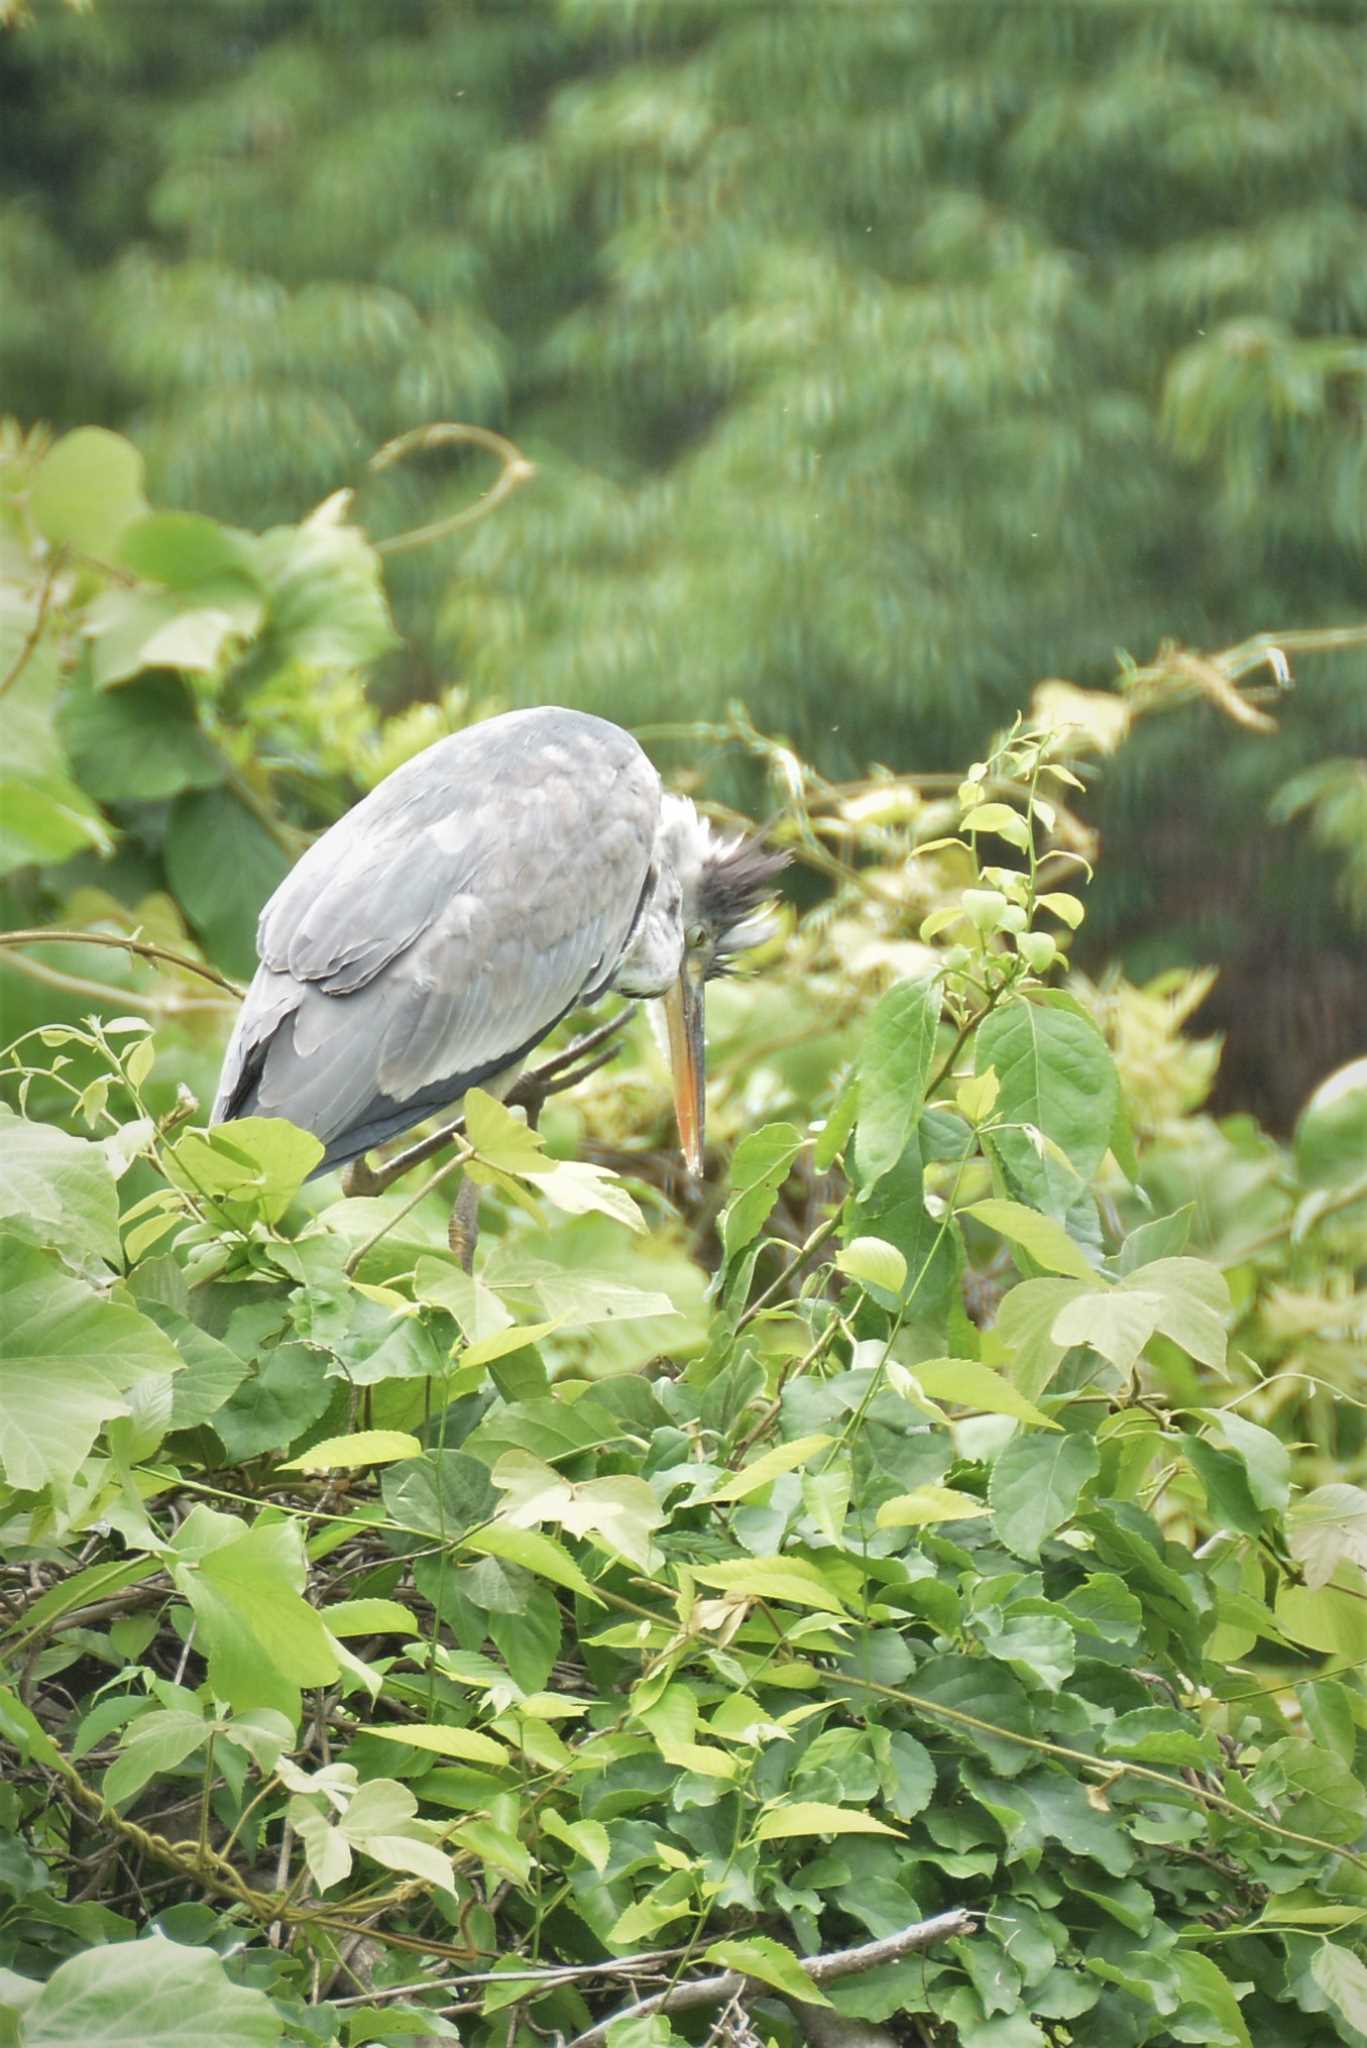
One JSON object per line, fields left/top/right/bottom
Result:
{"left": 612, "top": 797, "right": 708, "bottom": 998}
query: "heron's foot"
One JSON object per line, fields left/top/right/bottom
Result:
{"left": 448, "top": 1175, "right": 482, "bottom": 1273}
{"left": 344, "top": 1157, "right": 383, "bottom": 1198}
{"left": 506, "top": 1008, "right": 633, "bottom": 1128}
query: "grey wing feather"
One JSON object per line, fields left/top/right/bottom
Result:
{"left": 212, "top": 709, "right": 659, "bottom": 1170}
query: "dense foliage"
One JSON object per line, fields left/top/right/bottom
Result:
{"left": 2, "top": 427, "right": 1366, "bottom": 2048}
{"left": 3, "top": 0, "right": 1367, "bottom": 1110}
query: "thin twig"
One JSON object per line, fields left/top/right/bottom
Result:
{"left": 342, "top": 1142, "right": 474, "bottom": 1276}
{"left": 736, "top": 1213, "right": 840, "bottom": 1332}
{"left": 0, "top": 947, "right": 233, "bottom": 1015}
{"left": 368, "top": 423, "right": 536, "bottom": 557}
{"left": 0, "top": 552, "right": 63, "bottom": 701}
{"left": 0, "top": 928, "right": 244, "bottom": 998}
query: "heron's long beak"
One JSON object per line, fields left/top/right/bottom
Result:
{"left": 662, "top": 960, "right": 707, "bottom": 1179}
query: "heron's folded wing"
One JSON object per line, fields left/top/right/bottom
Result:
{"left": 213, "top": 713, "right": 659, "bottom": 1159}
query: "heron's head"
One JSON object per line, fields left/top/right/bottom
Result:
{"left": 652, "top": 798, "right": 788, "bottom": 1179}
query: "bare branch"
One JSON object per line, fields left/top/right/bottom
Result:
{"left": 565, "top": 1911, "right": 977, "bottom": 2048}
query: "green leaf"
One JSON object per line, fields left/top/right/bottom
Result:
{"left": 721, "top": 1123, "right": 804, "bottom": 1259}
{"left": 1122, "top": 1257, "right": 1229, "bottom": 1369}
{"left": 450, "top": 1816, "right": 531, "bottom": 1888}
{"left": 908, "top": 1357, "right": 1060, "bottom": 1430}
{"left": 166, "top": 1118, "right": 324, "bottom": 1224}
{"left": 754, "top": 1801, "right": 904, "bottom": 1841}
{"left": 0, "top": 1238, "right": 182, "bottom": 1490}
{"left": 60, "top": 670, "right": 224, "bottom": 803}
{"left": 975, "top": 1001, "right": 1118, "bottom": 1218}
{"left": 104, "top": 1708, "right": 211, "bottom": 1809}
{"left": 257, "top": 512, "right": 398, "bottom": 672}
{"left": 0, "top": 1106, "right": 121, "bottom": 1271}
{"left": 836, "top": 1235, "right": 908, "bottom": 1296}
{"left": 319, "top": 1598, "right": 417, "bottom": 1637}
{"left": 165, "top": 789, "right": 291, "bottom": 979}
{"left": 701, "top": 1935, "right": 832, "bottom": 2006}
{"left": 855, "top": 975, "right": 943, "bottom": 1190}
{"left": 1277, "top": 1575, "right": 1367, "bottom": 1660}
{"left": 464, "top": 1522, "right": 601, "bottom": 1602}
{"left": 280, "top": 1430, "right": 421, "bottom": 1473}
{"left": 1309, "top": 1943, "right": 1367, "bottom": 2036}
{"left": 173, "top": 1512, "right": 339, "bottom": 1711}
{"left": 989, "top": 1430, "right": 1100, "bottom": 1561}
{"left": 539, "top": 1809, "right": 610, "bottom": 1872}
{"left": 1198, "top": 1409, "right": 1291, "bottom": 1512}
{"left": 30, "top": 427, "right": 147, "bottom": 558}
{"left": 117, "top": 511, "right": 264, "bottom": 593}
{"left": 381, "top": 1451, "right": 498, "bottom": 1538}
{"left": 1169, "top": 1952, "right": 1252, "bottom": 2048}
{"left": 147, "top": 1310, "right": 249, "bottom": 1425}
{"left": 995, "top": 1276, "right": 1092, "bottom": 1400}
{"left": 521, "top": 1156, "right": 646, "bottom": 1234}
{"left": 1294, "top": 1055, "right": 1367, "bottom": 1190}
{"left": 363, "top": 1723, "right": 510, "bottom": 1767}
{"left": 962, "top": 801, "right": 1032, "bottom": 849}
{"left": 461, "top": 1089, "right": 549, "bottom": 1174}
{"left": 1101, "top": 1707, "right": 1215, "bottom": 1768}
{"left": 85, "top": 583, "right": 264, "bottom": 690}
{"left": 21, "top": 1930, "right": 279, "bottom": 2047}
{"left": 490, "top": 1451, "right": 664, "bottom": 1570}
{"left": 212, "top": 1340, "right": 333, "bottom": 1462}
{"left": 1182, "top": 1432, "right": 1265, "bottom": 1540}
{"left": 962, "top": 1198, "right": 1096, "bottom": 1279}
{"left": 1062, "top": 1573, "right": 1143, "bottom": 1645}
{"left": 0, "top": 1684, "right": 63, "bottom": 1770}
{"left": 1285, "top": 1484, "right": 1367, "bottom": 1590}
{"left": 979, "top": 1612, "right": 1076, "bottom": 1691}
{"left": 688, "top": 1556, "right": 849, "bottom": 1615}
{"left": 1050, "top": 1286, "right": 1160, "bottom": 1373}
{"left": 0, "top": 769, "right": 116, "bottom": 875}
{"left": 877, "top": 1485, "right": 991, "bottom": 1528}
{"left": 701, "top": 1434, "right": 834, "bottom": 1504}
{"left": 909, "top": 1657, "right": 1035, "bottom": 1774}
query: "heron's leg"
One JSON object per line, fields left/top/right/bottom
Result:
{"left": 448, "top": 1173, "right": 482, "bottom": 1273}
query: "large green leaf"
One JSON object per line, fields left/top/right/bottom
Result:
{"left": 0, "top": 1239, "right": 182, "bottom": 1491}
{"left": 989, "top": 1429, "right": 1100, "bottom": 1561}
{"left": 720, "top": 1123, "right": 804, "bottom": 1259}
{"left": 702, "top": 1935, "right": 832, "bottom": 2005}
{"left": 855, "top": 975, "right": 943, "bottom": 1190}
{"left": 256, "top": 515, "right": 398, "bottom": 672}
{"left": 1285, "top": 1484, "right": 1367, "bottom": 1591}
{"left": 1294, "top": 1056, "right": 1367, "bottom": 1190}
{"left": 165, "top": 1119, "right": 323, "bottom": 1224}
{"left": 975, "top": 1001, "right": 1118, "bottom": 1218}
{"left": 0, "top": 771, "right": 115, "bottom": 877}
{"left": 21, "top": 1930, "right": 279, "bottom": 2047}
{"left": 59, "top": 670, "right": 224, "bottom": 803}
{"left": 0, "top": 1108, "right": 121, "bottom": 1271}
{"left": 164, "top": 790, "right": 292, "bottom": 978}
{"left": 29, "top": 428, "right": 148, "bottom": 558}
{"left": 172, "top": 1512, "right": 339, "bottom": 1711}
{"left": 85, "top": 583, "right": 265, "bottom": 690}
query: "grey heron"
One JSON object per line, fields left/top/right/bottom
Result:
{"left": 211, "top": 707, "right": 784, "bottom": 1191}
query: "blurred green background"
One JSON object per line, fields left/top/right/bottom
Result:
{"left": 2, "top": 0, "right": 1364, "bottom": 1120}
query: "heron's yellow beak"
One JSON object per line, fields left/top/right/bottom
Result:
{"left": 663, "top": 960, "right": 707, "bottom": 1179}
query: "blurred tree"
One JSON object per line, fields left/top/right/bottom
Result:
{"left": 1, "top": 0, "right": 1364, "bottom": 1115}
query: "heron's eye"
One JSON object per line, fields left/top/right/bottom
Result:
{"left": 687, "top": 923, "right": 708, "bottom": 951}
